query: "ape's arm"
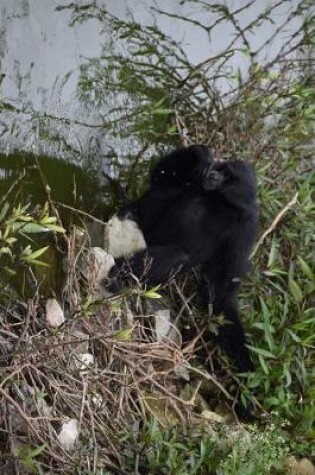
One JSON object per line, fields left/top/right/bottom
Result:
{"left": 106, "top": 244, "right": 191, "bottom": 292}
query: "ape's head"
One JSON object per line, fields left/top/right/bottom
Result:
{"left": 150, "top": 144, "right": 215, "bottom": 190}
{"left": 209, "top": 160, "right": 257, "bottom": 197}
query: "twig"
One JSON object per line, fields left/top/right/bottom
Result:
{"left": 126, "top": 142, "right": 151, "bottom": 191}
{"left": 186, "top": 364, "right": 233, "bottom": 400}
{"left": 0, "top": 171, "right": 26, "bottom": 207}
{"left": 53, "top": 201, "right": 107, "bottom": 225}
{"left": 251, "top": 192, "right": 298, "bottom": 257}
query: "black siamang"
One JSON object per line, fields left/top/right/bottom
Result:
{"left": 105, "top": 145, "right": 258, "bottom": 373}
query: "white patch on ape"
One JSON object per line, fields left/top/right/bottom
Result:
{"left": 104, "top": 215, "right": 147, "bottom": 258}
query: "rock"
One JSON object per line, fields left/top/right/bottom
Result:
{"left": 154, "top": 309, "right": 181, "bottom": 345}
{"left": 155, "top": 309, "right": 171, "bottom": 342}
{"left": 285, "top": 456, "right": 315, "bottom": 475}
{"left": 45, "top": 299, "right": 65, "bottom": 327}
{"left": 88, "top": 247, "right": 115, "bottom": 292}
{"left": 57, "top": 418, "right": 79, "bottom": 450}
{"left": 74, "top": 352, "right": 95, "bottom": 372}
{"left": 298, "top": 459, "right": 315, "bottom": 475}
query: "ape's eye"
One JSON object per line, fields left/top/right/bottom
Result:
{"left": 160, "top": 170, "right": 165, "bottom": 174}
{"left": 208, "top": 171, "right": 221, "bottom": 181}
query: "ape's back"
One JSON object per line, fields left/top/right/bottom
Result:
{"left": 144, "top": 160, "right": 258, "bottom": 268}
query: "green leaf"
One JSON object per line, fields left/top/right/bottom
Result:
{"left": 39, "top": 216, "right": 57, "bottom": 224}
{"left": 267, "top": 239, "right": 277, "bottom": 268}
{"left": 22, "top": 246, "right": 49, "bottom": 261}
{"left": 24, "top": 259, "right": 50, "bottom": 267}
{"left": 258, "top": 354, "right": 269, "bottom": 374}
{"left": 5, "top": 237, "right": 17, "bottom": 245}
{"left": 0, "top": 246, "right": 12, "bottom": 256}
{"left": 26, "top": 443, "right": 46, "bottom": 459}
{"left": 283, "top": 364, "right": 292, "bottom": 388}
{"left": 286, "top": 329, "right": 301, "bottom": 343}
{"left": 20, "top": 223, "right": 50, "bottom": 234}
{"left": 113, "top": 328, "right": 133, "bottom": 341}
{"left": 247, "top": 345, "right": 276, "bottom": 359}
{"left": 18, "top": 215, "right": 33, "bottom": 222}
{"left": 260, "top": 297, "right": 274, "bottom": 351}
{"left": 143, "top": 290, "right": 162, "bottom": 299}
{"left": 288, "top": 277, "right": 303, "bottom": 303}
{"left": 0, "top": 202, "right": 10, "bottom": 222}
{"left": 10, "top": 222, "right": 26, "bottom": 232}
{"left": 298, "top": 256, "right": 314, "bottom": 281}
{"left": 43, "top": 223, "right": 66, "bottom": 233}
{"left": 167, "top": 125, "right": 177, "bottom": 134}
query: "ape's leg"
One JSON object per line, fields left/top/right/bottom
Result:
{"left": 106, "top": 245, "right": 190, "bottom": 292}
{"left": 216, "top": 288, "right": 254, "bottom": 372}
{"left": 201, "top": 269, "right": 254, "bottom": 373}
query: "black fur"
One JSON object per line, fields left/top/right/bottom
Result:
{"left": 107, "top": 147, "right": 258, "bottom": 372}
{"left": 118, "top": 144, "right": 216, "bottom": 235}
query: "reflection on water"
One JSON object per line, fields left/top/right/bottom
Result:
{"left": 0, "top": 151, "right": 111, "bottom": 297}
{"left": 0, "top": 152, "right": 106, "bottom": 217}
{"left": 0, "top": 152, "right": 118, "bottom": 247}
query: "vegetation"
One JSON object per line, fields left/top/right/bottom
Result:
{"left": 0, "top": 0, "right": 314, "bottom": 473}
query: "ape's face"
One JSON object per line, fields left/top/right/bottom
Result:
{"left": 192, "top": 159, "right": 256, "bottom": 193}
{"left": 202, "top": 169, "right": 224, "bottom": 190}
{"left": 209, "top": 160, "right": 256, "bottom": 194}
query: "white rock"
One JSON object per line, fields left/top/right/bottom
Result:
{"left": 89, "top": 247, "right": 115, "bottom": 286}
{"left": 45, "top": 299, "right": 65, "bottom": 327}
{"left": 75, "top": 352, "right": 95, "bottom": 372}
{"left": 155, "top": 309, "right": 171, "bottom": 342}
{"left": 57, "top": 418, "right": 79, "bottom": 450}
{"left": 104, "top": 215, "right": 146, "bottom": 258}
{"left": 78, "top": 352, "right": 94, "bottom": 367}
{"left": 154, "top": 309, "right": 181, "bottom": 345}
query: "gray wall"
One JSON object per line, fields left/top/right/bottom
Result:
{"left": 0, "top": 0, "right": 306, "bottom": 157}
